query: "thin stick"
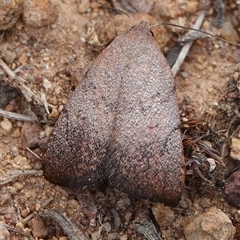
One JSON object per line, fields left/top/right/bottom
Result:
{"left": 0, "top": 59, "right": 50, "bottom": 113}
{"left": 171, "top": 11, "right": 205, "bottom": 76}
{"left": 0, "top": 59, "right": 27, "bottom": 83}
{"left": 162, "top": 21, "right": 239, "bottom": 47}
{"left": 0, "top": 170, "right": 43, "bottom": 185}
{"left": 5, "top": 224, "right": 34, "bottom": 239}
{"left": 0, "top": 109, "right": 37, "bottom": 122}
{"left": 41, "top": 92, "right": 51, "bottom": 114}
{"left": 133, "top": 221, "right": 163, "bottom": 240}
{"left": 22, "top": 197, "right": 54, "bottom": 224}
{"left": 26, "top": 147, "right": 42, "bottom": 160}
{"left": 39, "top": 210, "right": 90, "bottom": 240}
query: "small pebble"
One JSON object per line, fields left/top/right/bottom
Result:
{"left": 21, "top": 209, "right": 30, "bottom": 218}
{"left": 49, "top": 106, "right": 59, "bottom": 118}
{"left": 224, "top": 170, "right": 240, "bottom": 207}
{"left": 90, "top": 1, "right": 102, "bottom": 9}
{"left": 4, "top": 212, "right": 18, "bottom": 225}
{"left": 12, "top": 182, "right": 23, "bottom": 191}
{"left": 12, "top": 128, "right": 21, "bottom": 138}
{"left": 184, "top": 207, "right": 236, "bottom": 240}
{"left": 120, "top": 235, "right": 128, "bottom": 240}
{"left": 89, "top": 218, "right": 96, "bottom": 227}
{"left": 230, "top": 137, "right": 240, "bottom": 161}
{"left": 59, "top": 237, "right": 68, "bottom": 240}
{"left": 58, "top": 105, "right": 64, "bottom": 113}
{"left": 21, "top": 122, "right": 43, "bottom": 149}
{"left": 30, "top": 217, "right": 48, "bottom": 238}
{"left": 91, "top": 230, "right": 101, "bottom": 240}
{"left": 22, "top": 0, "right": 58, "bottom": 28}
{"left": 50, "top": 95, "right": 58, "bottom": 105}
{"left": 44, "top": 125, "right": 53, "bottom": 137}
{"left": 54, "top": 86, "right": 62, "bottom": 95}
{"left": 42, "top": 79, "right": 52, "bottom": 91}
{"left": 0, "top": 118, "right": 13, "bottom": 134}
{"left": 43, "top": 57, "right": 49, "bottom": 61}
{"left": 3, "top": 50, "right": 17, "bottom": 64}
{"left": 152, "top": 203, "right": 175, "bottom": 228}
{"left": 0, "top": 0, "right": 24, "bottom": 30}
{"left": 78, "top": 0, "right": 90, "bottom": 14}
{"left": 221, "top": 21, "right": 239, "bottom": 42}
{"left": 18, "top": 52, "right": 28, "bottom": 66}
{"left": 0, "top": 188, "right": 12, "bottom": 205}
{"left": 35, "top": 203, "right": 41, "bottom": 211}
{"left": 0, "top": 221, "right": 10, "bottom": 240}
{"left": 233, "top": 71, "right": 239, "bottom": 81}
{"left": 13, "top": 156, "right": 31, "bottom": 169}
{"left": 199, "top": 198, "right": 211, "bottom": 208}
{"left": 15, "top": 222, "right": 24, "bottom": 230}
{"left": 103, "top": 222, "right": 111, "bottom": 233}
{"left": 116, "top": 197, "right": 131, "bottom": 210}
{"left": 107, "top": 233, "right": 118, "bottom": 240}
{"left": 51, "top": 23, "right": 57, "bottom": 29}
{"left": 11, "top": 146, "right": 19, "bottom": 157}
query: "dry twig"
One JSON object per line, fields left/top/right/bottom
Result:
{"left": 0, "top": 59, "right": 50, "bottom": 115}
{"left": 22, "top": 197, "right": 54, "bottom": 224}
{"left": 0, "top": 170, "right": 43, "bottom": 185}
{"left": 133, "top": 221, "right": 162, "bottom": 240}
{"left": 5, "top": 223, "right": 34, "bottom": 239}
{"left": 39, "top": 210, "right": 90, "bottom": 240}
{"left": 171, "top": 11, "right": 205, "bottom": 76}
{"left": 0, "top": 109, "right": 37, "bottom": 122}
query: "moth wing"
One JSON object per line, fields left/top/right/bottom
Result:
{"left": 105, "top": 22, "right": 185, "bottom": 205}
{"left": 42, "top": 31, "right": 131, "bottom": 188}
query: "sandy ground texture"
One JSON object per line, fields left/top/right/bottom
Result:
{"left": 0, "top": 0, "right": 240, "bottom": 239}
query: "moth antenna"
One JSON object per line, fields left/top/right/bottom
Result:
{"left": 95, "top": 0, "right": 238, "bottom": 47}
{"left": 151, "top": 21, "right": 240, "bottom": 47}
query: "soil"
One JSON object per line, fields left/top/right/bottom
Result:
{"left": 0, "top": 0, "right": 240, "bottom": 240}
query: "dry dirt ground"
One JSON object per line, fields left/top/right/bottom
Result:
{"left": 0, "top": 0, "right": 240, "bottom": 239}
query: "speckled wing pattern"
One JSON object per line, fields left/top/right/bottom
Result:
{"left": 43, "top": 21, "right": 185, "bottom": 206}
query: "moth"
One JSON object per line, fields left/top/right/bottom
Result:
{"left": 42, "top": 21, "right": 185, "bottom": 206}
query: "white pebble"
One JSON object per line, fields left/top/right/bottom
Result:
{"left": 0, "top": 118, "right": 13, "bottom": 133}
{"left": 42, "top": 78, "right": 52, "bottom": 90}
{"left": 11, "top": 146, "right": 19, "bottom": 157}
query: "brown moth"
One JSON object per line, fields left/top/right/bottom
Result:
{"left": 42, "top": 21, "right": 185, "bottom": 206}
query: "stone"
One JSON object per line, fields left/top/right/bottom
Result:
{"left": 30, "top": 217, "right": 48, "bottom": 238}
{"left": 224, "top": 170, "right": 240, "bottom": 207}
{"left": 0, "top": 221, "right": 10, "bottom": 240}
{"left": 0, "top": 0, "right": 24, "bottom": 30}
{"left": 184, "top": 207, "right": 236, "bottom": 240}
{"left": 21, "top": 122, "right": 43, "bottom": 149}
{"left": 0, "top": 118, "right": 13, "bottom": 134}
{"left": 22, "top": 0, "right": 58, "bottom": 28}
